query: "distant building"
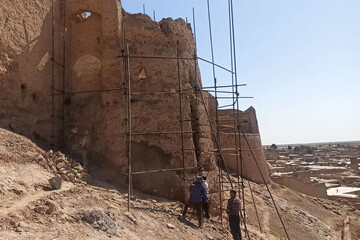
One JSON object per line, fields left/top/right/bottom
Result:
{"left": 327, "top": 187, "right": 360, "bottom": 201}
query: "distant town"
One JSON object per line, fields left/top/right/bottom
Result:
{"left": 265, "top": 141, "right": 360, "bottom": 208}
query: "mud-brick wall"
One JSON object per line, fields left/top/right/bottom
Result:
{"left": 1, "top": 0, "right": 270, "bottom": 201}
{"left": 0, "top": 0, "right": 64, "bottom": 143}
{"left": 123, "top": 13, "right": 218, "bottom": 200}
{"left": 63, "top": 0, "right": 124, "bottom": 171}
{"left": 220, "top": 132, "right": 270, "bottom": 183}
{"left": 217, "top": 107, "right": 270, "bottom": 183}
{"left": 272, "top": 177, "right": 327, "bottom": 198}
{"left": 218, "top": 107, "right": 259, "bottom": 134}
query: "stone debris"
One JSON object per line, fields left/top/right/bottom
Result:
{"left": 72, "top": 210, "right": 119, "bottom": 236}
{"left": 34, "top": 200, "right": 56, "bottom": 215}
{"left": 124, "top": 212, "right": 137, "bottom": 225}
{"left": 206, "top": 235, "right": 215, "bottom": 240}
{"left": 167, "top": 223, "right": 175, "bottom": 229}
{"left": 43, "top": 150, "right": 87, "bottom": 183}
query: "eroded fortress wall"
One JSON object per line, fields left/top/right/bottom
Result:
{"left": 122, "top": 13, "right": 218, "bottom": 199}
{"left": 0, "top": 0, "right": 269, "bottom": 202}
{"left": 0, "top": 0, "right": 56, "bottom": 141}
{"left": 217, "top": 107, "right": 270, "bottom": 183}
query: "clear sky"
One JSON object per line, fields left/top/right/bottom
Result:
{"left": 122, "top": 0, "right": 360, "bottom": 145}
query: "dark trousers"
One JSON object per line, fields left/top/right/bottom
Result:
{"left": 229, "top": 215, "right": 242, "bottom": 240}
{"left": 202, "top": 200, "right": 210, "bottom": 219}
{"left": 182, "top": 202, "right": 203, "bottom": 227}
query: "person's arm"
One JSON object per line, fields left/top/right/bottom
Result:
{"left": 201, "top": 185, "right": 208, "bottom": 200}
{"left": 226, "top": 199, "right": 232, "bottom": 215}
{"left": 237, "top": 199, "right": 241, "bottom": 216}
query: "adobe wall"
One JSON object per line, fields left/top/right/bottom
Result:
{"left": 0, "top": 0, "right": 220, "bottom": 201}
{"left": 350, "top": 156, "right": 359, "bottom": 174}
{"left": 122, "top": 13, "right": 218, "bottom": 200}
{"left": 216, "top": 106, "right": 270, "bottom": 183}
{"left": 0, "top": 0, "right": 270, "bottom": 201}
{"left": 220, "top": 132, "right": 270, "bottom": 183}
{"left": 218, "top": 107, "right": 259, "bottom": 134}
{"left": 272, "top": 176, "right": 328, "bottom": 199}
{"left": 0, "top": 0, "right": 58, "bottom": 141}
{"left": 63, "top": 0, "right": 124, "bottom": 171}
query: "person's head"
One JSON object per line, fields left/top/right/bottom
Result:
{"left": 230, "top": 189, "right": 237, "bottom": 198}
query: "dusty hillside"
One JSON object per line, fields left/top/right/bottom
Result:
{"left": 0, "top": 128, "right": 359, "bottom": 240}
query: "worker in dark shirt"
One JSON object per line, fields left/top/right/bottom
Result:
{"left": 226, "top": 189, "right": 242, "bottom": 240}
{"left": 182, "top": 179, "right": 208, "bottom": 228}
{"left": 201, "top": 176, "right": 210, "bottom": 219}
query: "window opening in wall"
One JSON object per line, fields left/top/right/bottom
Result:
{"left": 21, "top": 83, "right": 27, "bottom": 91}
{"left": 74, "top": 11, "right": 93, "bottom": 23}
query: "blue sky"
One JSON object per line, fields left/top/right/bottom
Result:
{"left": 122, "top": 0, "right": 360, "bottom": 145}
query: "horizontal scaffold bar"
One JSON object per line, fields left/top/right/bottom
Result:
{"left": 132, "top": 130, "right": 203, "bottom": 136}
{"left": 118, "top": 54, "right": 234, "bottom": 74}
{"left": 131, "top": 166, "right": 198, "bottom": 175}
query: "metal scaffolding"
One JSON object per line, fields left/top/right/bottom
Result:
{"left": 50, "top": 0, "right": 66, "bottom": 149}
{"left": 49, "top": 0, "right": 291, "bottom": 239}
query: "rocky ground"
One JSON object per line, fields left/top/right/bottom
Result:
{"left": 0, "top": 128, "right": 360, "bottom": 240}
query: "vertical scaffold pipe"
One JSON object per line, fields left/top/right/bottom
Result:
{"left": 177, "top": 49, "right": 186, "bottom": 182}
{"left": 51, "top": 0, "right": 55, "bottom": 147}
{"left": 62, "top": 0, "right": 66, "bottom": 150}
{"left": 126, "top": 44, "right": 132, "bottom": 211}
{"left": 206, "top": 0, "right": 223, "bottom": 224}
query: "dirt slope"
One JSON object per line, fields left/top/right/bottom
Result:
{"left": 0, "top": 128, "right": 359, "bottom": 240}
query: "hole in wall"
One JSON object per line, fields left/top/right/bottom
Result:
{"left": 138, "top": 68, "right": 147, "bottom": 80}
{"left": 73, "top": 11, "right": 93, "bottom": 23}
{"left": 85, "top": 12, "right": 92, "bottom": 18}
{"left": 64, "top": 97, "right": 72, "bottom": 105}
{"left": 32, "top": 93, "right": 39, "bottom": 103}
{"left": 21, "top": 83, "right": 27, "bottom": 91}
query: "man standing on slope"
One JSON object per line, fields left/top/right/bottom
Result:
{"left": 226, "top": 189, "right": 242, "bottom": 240}
{"left": 201, "top": 176, "right": 210, "bottom": 219}
{"left": 182, "top": 178, "right": 208, "bottom": 228}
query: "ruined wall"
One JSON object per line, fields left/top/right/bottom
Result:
{"left": 63, "top": 0, "right": 124, "bottom": 172}
{"left": 272, "top": 177, "right": 328, "bottom": 199}
{"left": 350, "top": 156, "right": 359, "bottom": 174}
{"left": 0, "top": 0, "right": 270, "bottom": 201}
{"left": 122, "top": 13, "right": 217, "bottom": 200}
{"left": 0, "top": 0, "right": 218, "bottom": 201}
{"left": 220, "top": 132, "right": 270, "bottom": 183}
{"left": 0, "top": 0, "right": 58, "bottom": 141}
{"left": 215, "top": 106, "right": 270, "bottom": 183}
{"left": 204, "top": 91, "right": 269, "bottom": 183}
{"left": 218, "top": 107, "right": 259, "bottom": 134}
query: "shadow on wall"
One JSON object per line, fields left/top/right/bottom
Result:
{"left": 132, "top": 141, "right": 187, "bottom": 201}
{"left": 0, "top": 0, "right": 64, "bottom": 147}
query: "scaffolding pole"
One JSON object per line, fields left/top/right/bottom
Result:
{"left": 131, "top": 166, "right": 198, "bottom": 175}
{"left": 238, "top": 122, "right": 291, "bottom": 239}
{"left": 206, "top": 0, "right": 223, "bottom": 225}
{"left": 177, "top": 48, "right": 187, "bottom": 182}
{"left": 50, "top": 0, "right": 66, "bottom": 150}
{"left": 61, "top": 0, "right": 66, "bottom": 149}
{"left": 126, "top": 44, "right": 132, "bottom": 211}
{"left": 51, "top": 0, "right": 55, "bottom": 147}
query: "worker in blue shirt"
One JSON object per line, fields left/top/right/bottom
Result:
{"left": 182, "top": 178, "right": 208, "bottom": 228}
